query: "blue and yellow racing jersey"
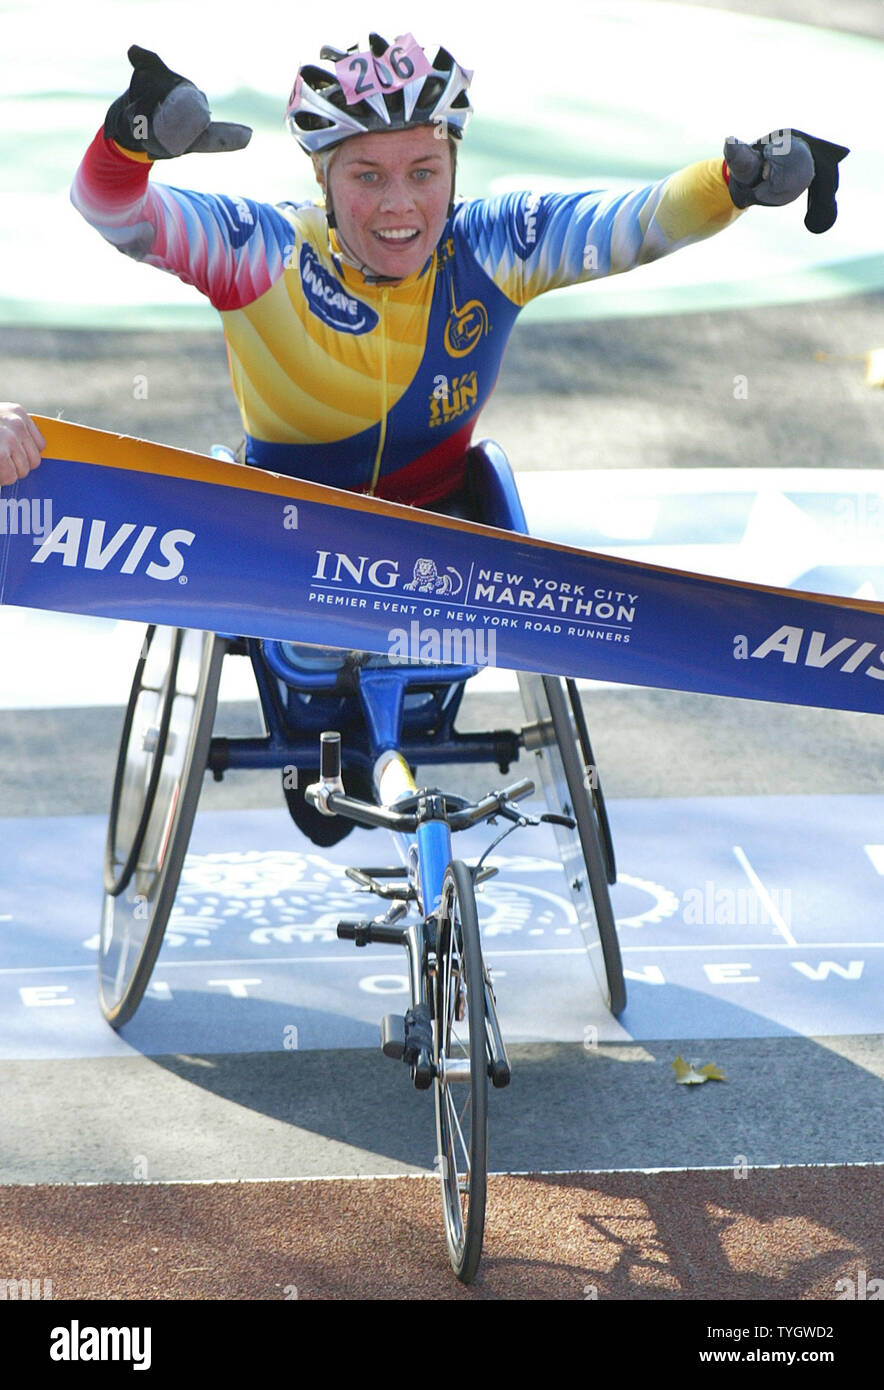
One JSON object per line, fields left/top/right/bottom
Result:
{"left": 72, "top": 135, "right": 742, "bottom": 504}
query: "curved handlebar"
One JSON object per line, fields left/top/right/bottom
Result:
{"left": 304, "top": 776, "right": 535, "bottom": 834}
{"left": 448, "top": 778, "right": 534, "bottom": 830}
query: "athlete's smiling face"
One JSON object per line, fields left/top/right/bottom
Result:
{"left": 317, "top": 127, "right": 453, "bottom": 279}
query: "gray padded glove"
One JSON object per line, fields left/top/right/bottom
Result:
{"left": 724, "top": 131, "right": 814, "bottom": 208}
{"left": 104, "top": 45, "right": 252, "bottom": 158}
{"left": 724, "top": 128, "right": 849, "bottom": 232}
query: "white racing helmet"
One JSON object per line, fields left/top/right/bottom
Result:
{"left": 286, "top": 32, "right": 473, "bottom": 155}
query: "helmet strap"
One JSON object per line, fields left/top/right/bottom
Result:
{"left": 312, "top": 149, "right": 337, "bottom": 228}
{"left": 447, "top": 138, "right": 458, "bottom": 218}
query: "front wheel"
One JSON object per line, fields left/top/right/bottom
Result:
{"left": 433, "top": 861, "right": 489, "bottom": 1284}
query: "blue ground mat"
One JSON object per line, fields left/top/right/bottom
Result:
{"left": 1, "top": 795, "right": 881, "bottom": 1058}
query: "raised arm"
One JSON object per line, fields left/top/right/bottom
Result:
{"left": 460, "top": 128, "right": 848, "bottom": 307}
{"left": 457, "top": 156, "right": 741, "bottom": 307}
{"left": 70, "top": 46, "right": 292, "bottom": 311}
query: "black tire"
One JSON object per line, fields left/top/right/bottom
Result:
{"left": 98, "top": 626, "right": 226, "bottom": 1028}
{"left": 433, "top": 860, "right": 489, "bottom": 1283}
{"left": 565, "top": 677, "right": 617, "bottom": 886}
{"left": 518, "top": 672, "right": 626, "bottom": 1016}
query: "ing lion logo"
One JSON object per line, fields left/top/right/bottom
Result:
{"left": 403, "top": 558, "right": 462, "bottom": 596}
{"left": 444, "top": 298, "right": 488, "bottom": 358}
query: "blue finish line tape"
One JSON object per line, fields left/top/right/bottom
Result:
{"left": 1, "top": 418, "right": 882, "bottom": 715}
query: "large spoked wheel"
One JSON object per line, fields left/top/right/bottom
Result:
{"left": 433, "top": 860, "right": 489, "bottom": 1284}
{"left": 564, "top": 677, "right": 617, "bottom": 886}
{"left": 98, "top": 625, "right": 226, "bottom": 1028}
{"left": 518, "top": 672, "right": 626, "bottom": 1016}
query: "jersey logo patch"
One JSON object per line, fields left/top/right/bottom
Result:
{"left": 299, "top": 244, "right": 379, "bottom": 334}
{"left": 429, "top": 370, "right": 478, "bottom": 428}
{"left": 512, "top": 192, "right": 550, "bottom": 261}
{"left": 444, "top": 298, "right": 488, "bottom": 358}
{"left": 215, "top": 195, "right": 258, "bottom": 250}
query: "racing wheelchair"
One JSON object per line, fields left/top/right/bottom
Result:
{"left": 98, "top": 439, "right": 624, "bottom": 1282}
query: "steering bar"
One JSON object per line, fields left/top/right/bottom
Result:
{"left": 305, "top": 731, "right": 535, "bottom": 832}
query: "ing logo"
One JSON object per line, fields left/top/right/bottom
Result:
{"left": 444, "top": 298, "right": 488, "bottom": 358}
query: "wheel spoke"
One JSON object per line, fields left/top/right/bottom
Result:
{"left": 446, "top": 1089, "right": 471, "bottom": 1172}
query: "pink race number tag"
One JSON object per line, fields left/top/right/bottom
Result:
{"left": 335, "top": 34, "right": 433, "bottom": 106}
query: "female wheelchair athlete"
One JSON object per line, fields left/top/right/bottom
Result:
{"left": 97, "top": 438, "right": 624, "bottom": 1282}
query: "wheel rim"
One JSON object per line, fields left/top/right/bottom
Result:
{"left": 565, "top": 678, "right": 617, "bottom": 884}
{"left": 104, "top": 626, "right": 181, "bottom": 897}
{"left": 99, "top": 628, "right": 214, "bottom": 1020}
{"left": 433, "top": 866, "right": 487, "bottom": 1280}
{"left": 132, "top": 630, "right": 206, "bottom": 899}
{"left": 518, "top": 672, "right": 625, "bottom": 1013}
{"left": 437, "top": 917, "right": 471, "bottom": 1258}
